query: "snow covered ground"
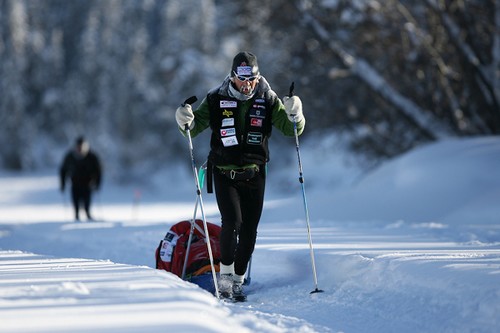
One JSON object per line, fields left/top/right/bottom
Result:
{"left": 1, "top": 136, "right": 499, "bottom": 333}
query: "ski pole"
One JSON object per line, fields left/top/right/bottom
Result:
{"left": 181, "top": 96, "right": 220, "bottom": 298}
{"left": 244, "top": 256, "right": 252, "bottom": 286}
{"left": 181, "top": 175, "right": 203, "bottom": 280}
{"left": 181, "top": 196, "right": 199, "bottom": 280}
{"left": 180, "top": 96, "right": 201, "bottom": 280}
{"left": 289, "top": 82, "right": 323, "bottom": 294}
{"left": 181, "top": 162, "right": 208, "bottom": 279}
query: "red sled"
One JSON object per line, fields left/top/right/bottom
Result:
{"left": 155, "top": 219, "right": 221, "bottom": 293}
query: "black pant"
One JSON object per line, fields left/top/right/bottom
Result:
{"left": 71, "top": 185, "right": 92, "bottom": 220}
{"left": 213, "top": 167, "right": 266, "bottom": 276}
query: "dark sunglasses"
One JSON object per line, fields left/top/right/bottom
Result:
{"left": 233, "top": 71, "right": 259, "bottom": 82}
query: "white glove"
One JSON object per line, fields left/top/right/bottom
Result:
{"left": 175, "top": 104, "right": 194, "bottom": 129}
{"left": 283, "top": 95, "right": 304, "bottom": 122}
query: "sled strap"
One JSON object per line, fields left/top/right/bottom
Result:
{"left": 207, "top": 160, "right": 213, "bottom": 194}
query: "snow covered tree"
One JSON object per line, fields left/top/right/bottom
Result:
{"left": 0, "top": 0, "right": 497, "bottom": 172}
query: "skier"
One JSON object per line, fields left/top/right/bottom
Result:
{"left": 59, "top": 136, "right": 102, "bottom": 221}
{"left": 175, "top": 51, "right": 305, "bottom": 301}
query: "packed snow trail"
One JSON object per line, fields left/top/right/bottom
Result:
{"left": 1, "top": 137, "right": 500, "bottom": 332}
{"left": 2, "top": 219, "right": 499, "bottom": 332}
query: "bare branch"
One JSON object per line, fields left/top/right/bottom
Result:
{"left": 394, "top": 0, "right": 491, "bottom": 133}
{"left": 493, "top": 0, "right": 500, "bottom": 105}
{"left": 296, "top": 3, "right": 453, "bottom": 139}
{"left": 424, "top": 0, "right": 500, "bottom": 114}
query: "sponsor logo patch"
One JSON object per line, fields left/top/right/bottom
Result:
{"left": 221, "top": 136, "right": 238, "bottom": 147}
{"left": 220, "top": 128, "right": 236, "bottom": 137}
{"left": 236, "top": 66, "right": 253, "bottom": 76}
{"left": 250, "top": 118, "right": 263, "bottom": 127}
{"left": 222, "top": 109, "right": 233, "bottom": 117}
{"left": 249, "top": 108, "right": 265, "bottom": 118}
{"left": 247, "top": 132, "right": 263, "bottom": 145}
{"left": 222, "top": 118, "right": 234, "bottom": 127}
{"left": 220, "top": 100, "right": 237, "bottom": 108}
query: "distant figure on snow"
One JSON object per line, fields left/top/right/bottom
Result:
{"left": 59, "top": 136, "right": 102, "bottom": 221}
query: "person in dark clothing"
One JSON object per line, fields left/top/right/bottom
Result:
{"left": 60, "top": 136, "right": 102, "bottom": 221}
{"left": 175, "top": 51, "right": 305, "bottom": 300}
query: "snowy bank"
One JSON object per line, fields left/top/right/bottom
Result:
{"left": 0, "top": 251, "right": 321, "bottom": 333}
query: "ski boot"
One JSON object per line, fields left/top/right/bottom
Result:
{"left": 218, "top": 273, "right": 233, "bottom": 299}
{"left": 232, "top": 282, "right": 247, "bottom": 302}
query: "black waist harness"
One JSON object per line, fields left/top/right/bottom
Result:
{"left": 217, "top": 165, "right": 259, "bottom": 181}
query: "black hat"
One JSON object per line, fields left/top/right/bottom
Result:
{"left": 75, "top": 136, "right": 86, "bottom": 146}
{"left": 231, "top": 51, "right": 259, "bottom": 77}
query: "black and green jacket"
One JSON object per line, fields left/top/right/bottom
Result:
{"left": 183, "top": 76, "right": 305, "bottom": 168}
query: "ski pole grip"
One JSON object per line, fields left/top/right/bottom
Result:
{"left": 289, "top": 82, "right": 295, "bottom": 97}
{"left": 181, "top": 96, "right": 197, "bottom": 130}
{"left": 182, "top": 95, "right": 198, "bottom": 107}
